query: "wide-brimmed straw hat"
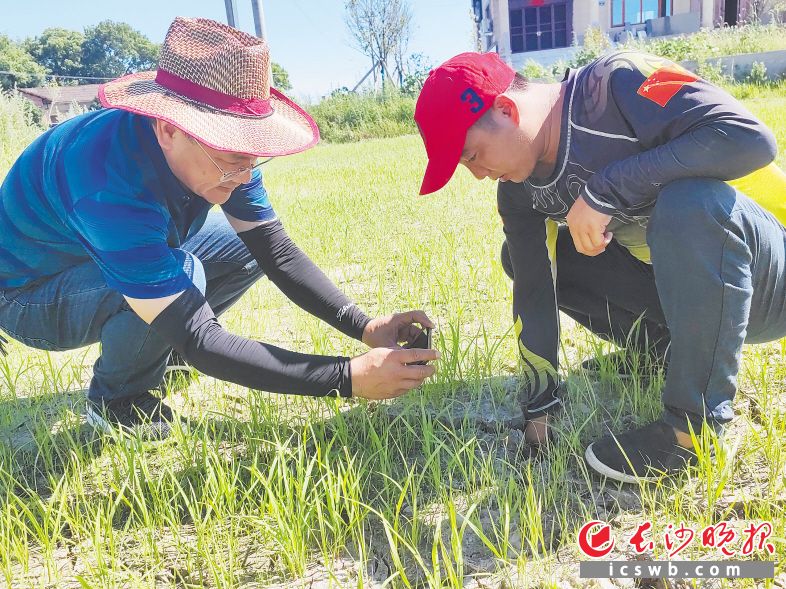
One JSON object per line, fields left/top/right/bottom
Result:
{"left": 99, "top": 16, "right": 319, "bottom": 156}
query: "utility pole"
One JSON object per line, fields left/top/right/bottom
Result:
{"left": 224, "top": 0, "right": 239, "bottom": 27}
{"left": 251, "top": 0, "right": 267, "bottom": 40}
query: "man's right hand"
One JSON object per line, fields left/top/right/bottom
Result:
{"left": 566, "top": 195, "right": 613, "bottom": 256}
{"left": 350, "top": 347, "right": 439, "bottom": 399}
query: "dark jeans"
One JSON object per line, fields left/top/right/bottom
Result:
{"left": 502, "top": 178, "right": 786, "bottom": 431}
{"left": 0, "top": 212, "right": 264, "bottom": 402}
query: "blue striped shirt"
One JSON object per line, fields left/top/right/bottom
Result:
{"left": 0, "top": 109, "right": 276, "bottom": 298}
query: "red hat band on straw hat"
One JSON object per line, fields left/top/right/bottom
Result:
{"left": 154, "top": 69, "right": 274, "bottom": 117}
{"left": 414, "top": 52, "right": 515, "bottom": 195}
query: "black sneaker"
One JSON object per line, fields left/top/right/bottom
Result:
{"left": 161, "top": 350, "right": 196, "bottom": 392}
{"left": 581, "top": 350, "right": 666, "bottom": 380}
{"left": 584, "top": 419, "right": 698, "bottom": 483}
{"left": 85, "top": 391, "right": 175, "bottom": 441}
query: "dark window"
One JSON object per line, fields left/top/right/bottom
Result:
{"left": 524, "top": 7, "right": 538, "bottom": 50}
{"left": 510, "top": 1, "right": 571, "bottom": 53}
{"left": 554, "top": 3, "right": 568, "bottom": 47}
{"left": 611, "top": 0, "right": 671, "bottom": 26}
{"left": 540, "top": 8, "right": 553, "bottom": 48}
{"left": 510, "top": 9, "right": 524, "bottom": 52}
{"left": 724, "top": 0, "right": 738, "bottom": 26}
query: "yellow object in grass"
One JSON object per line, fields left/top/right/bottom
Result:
{"left": 727, "top": 162, "right": 786, "bottom": 228}
{"left": 613, "top": 163, "right": 786, "bottom": 265}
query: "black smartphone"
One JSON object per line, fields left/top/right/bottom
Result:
{"left": 404, "top": 327, "right": 433, "bottom": 365}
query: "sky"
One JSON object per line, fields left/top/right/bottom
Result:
{"left": 1, "top": 0, "right": 475, "bottom": 100}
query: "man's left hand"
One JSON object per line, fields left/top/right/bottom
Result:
{"left": 566, "top": 195, "right": 613, "bottom": 256}
{"left": 362, "top": 311, "right": 435, "bottom": 349}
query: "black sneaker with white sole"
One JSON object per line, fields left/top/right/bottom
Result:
{"left": 581, "top": 350, "right": 666, "bottom": 380}
{"left": 86, "top": 391, "right": 175, "bottom": 441}
{"left": 584, "top": 419, "right": 698, "bottom": 483}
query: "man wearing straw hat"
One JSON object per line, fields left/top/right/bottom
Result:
{"left": 0, "top": 17, "right": 438, "bottom": 440}
{"left": 414, "top": 50, "right": 786, "bottom": 483}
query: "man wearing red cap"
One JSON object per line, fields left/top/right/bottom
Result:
{"left": 0, "top": 17, "right": 438, "bottom": 441}
{"left": 415, "top": 50, "right": 786, "bottom": 483}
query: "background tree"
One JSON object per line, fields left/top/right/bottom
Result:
{"left": 345, "top": 0, "right": 412, "bottom": 88}
{"left": 399, "top": 53, "right": 433, "bottom": 96}
{"left": 271, "top": 62, "right": 292, "bottom": 91}
{"left": 0, "top": 35, "right": 46, "bottom": 90}
{"left": 24, "top": 28, "right": 85, "bottom": 83}
{"left": 80, "top": 21, "right": 158, "bottom": 79}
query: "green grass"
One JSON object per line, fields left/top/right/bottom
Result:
{"left": 0, "top": 90, "right": 785, "bottom": 588}
{"left": 307, "top": 90, "right": 417, "bottom": 144}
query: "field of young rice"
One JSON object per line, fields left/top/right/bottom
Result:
{"left": 0, "top": 92, "right": 785, "bottom": 588}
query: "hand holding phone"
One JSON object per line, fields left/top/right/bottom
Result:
{"left": 404, "top": 327, "right": 433, "bottom": 365}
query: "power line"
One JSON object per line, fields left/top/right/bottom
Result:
{"left": 0, "top": 70, "right": 115, "bottom": 82}
{"left": 290, "top": 0, "right": 322, "bottom": 34}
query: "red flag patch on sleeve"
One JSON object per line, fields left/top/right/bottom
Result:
{"left": 636, "top": 65, "right": 699, "bottom": 107}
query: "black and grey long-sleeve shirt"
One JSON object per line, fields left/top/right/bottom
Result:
{"left": 500, "top": 50, "right": 784, "bottom": 417}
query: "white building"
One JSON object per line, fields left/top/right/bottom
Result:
{"left": 472, "top": 0, "right": 751, "bottom": 69}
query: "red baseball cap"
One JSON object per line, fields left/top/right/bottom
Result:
{"left": 415, "top": 52, "right": 515, "bottom": 195}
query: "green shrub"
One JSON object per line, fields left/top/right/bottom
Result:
{"left": 0, "top": 92, "right": 44, "bottom": 179}
{"left": 572, "top": 26, "right": 612, "bottom": 67}
{"left": 307, "top": 90, "right": 416, "bottom": 144}
{"left": 521, "top": 60, "right": 555, "bottom": 81}
{"left": 696, "top": 60, "right": 732, "bottom": 85}
{"left": 747, "top": 60, "right": 770, "bottom": 85}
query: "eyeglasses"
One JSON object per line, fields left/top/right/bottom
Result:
{"left": 193, "top": 139, "right": 273, "bottom": 183}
